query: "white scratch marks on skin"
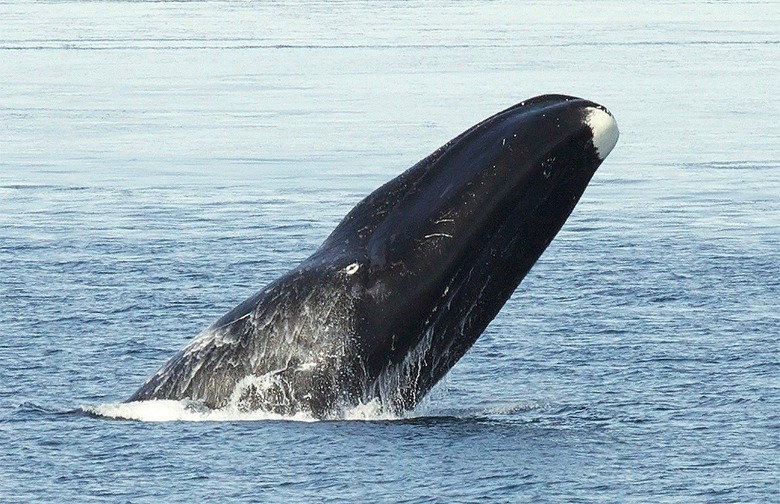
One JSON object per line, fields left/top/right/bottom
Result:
{"left": 212, "top": 312, "right": 251, "bottom": 332}
{"left": 424, "top": 233, "right": 453, "bottom": 240}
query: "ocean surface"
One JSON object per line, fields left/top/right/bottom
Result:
{"left": 1, "top": 1, "right": 778, "bottom": 502}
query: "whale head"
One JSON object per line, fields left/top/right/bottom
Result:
{"left": 307, "top": 94, "right": 619, "bottom": 410}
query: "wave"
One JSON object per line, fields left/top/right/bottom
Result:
{"left": 9, "top": 396, "right": 578, "bottom": 426}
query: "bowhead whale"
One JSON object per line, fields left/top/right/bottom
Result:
{"left": 128, "top": 95, "right": 619, "bottom": 418}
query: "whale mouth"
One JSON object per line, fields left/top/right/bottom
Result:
{"left": 585, "top": 106, "right": 620, "bottom": 160}
{"left": 356, "top": 96, "right": 620, "bottom": 411}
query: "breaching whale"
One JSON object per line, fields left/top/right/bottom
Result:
{"left": 128, "top": 95, "right": 619, "bottom": 418}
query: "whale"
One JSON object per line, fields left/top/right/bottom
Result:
{"left": 127, "top": 94, "right": 619, "bottom": 418}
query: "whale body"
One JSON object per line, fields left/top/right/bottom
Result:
{"left": 128, "top": 95, "right": 619, "bottom": 418}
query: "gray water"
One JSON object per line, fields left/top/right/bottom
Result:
{"left": 1, "top": 1, "right": 779, "bottom": 502}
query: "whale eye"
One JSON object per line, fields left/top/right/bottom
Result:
{"left": 345, "top": 263, "right": 360, "bottom": 275}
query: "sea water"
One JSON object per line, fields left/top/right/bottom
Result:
{"left": 1, "top": 1, "right": 778, "bottom": 502}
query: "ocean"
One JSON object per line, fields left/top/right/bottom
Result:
{"left": 1, "top": 1, "right": 778, "bottom": 502}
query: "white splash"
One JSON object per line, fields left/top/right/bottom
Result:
{"left": 82, "top": 400, "right": 318, "bottom": 422}
{"left": 83, "top": 397, "right": 407, "bottom": 423}
{"left": 341, "top": 398, "right": 402, "bottom": 421}
{"left": 584, "top": 107, "right": 619, "bottom": 160}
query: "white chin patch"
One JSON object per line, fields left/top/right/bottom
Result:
{"left": 584, "top": 107, "right": 619, "bottom": 160}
